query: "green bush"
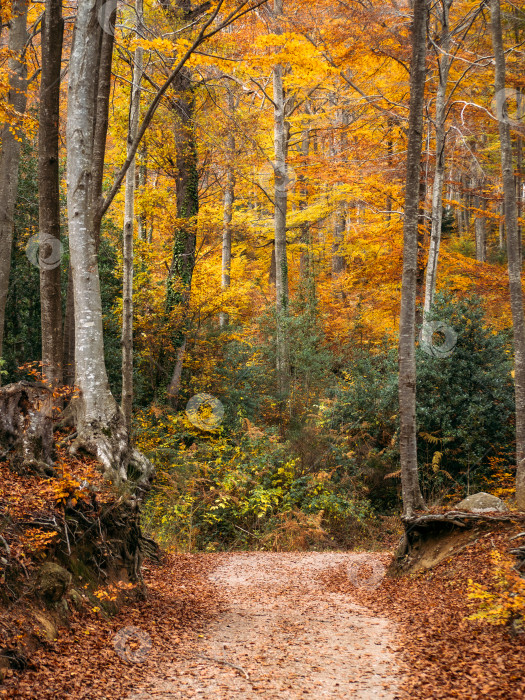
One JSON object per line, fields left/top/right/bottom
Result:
{"left": 416, "top": 294, "right": 514, "bottom": 492}
{"left": 326, "top": 294, "right": 515, "bottom": 508}
{"left": 137, "top": 408, "right": 372, "bottom": 551}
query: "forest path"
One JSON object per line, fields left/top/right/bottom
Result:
{"left": 126, "top": 552, "right": 402, "bottom": 699}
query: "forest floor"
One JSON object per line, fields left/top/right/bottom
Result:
{"left": 4, "top": 551, "right": 401, "bottom": 699}
{"left": 4, "top": 531, "right": 525, "bottom": 699}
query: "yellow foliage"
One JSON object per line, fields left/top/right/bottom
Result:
{"left": 468, "top": 550, "right": 525, "bottom": 629}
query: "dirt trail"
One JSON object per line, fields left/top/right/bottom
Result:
{"left": 126, "top": 552, "right": 402, "bottom": 699}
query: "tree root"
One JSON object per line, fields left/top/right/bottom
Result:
{"left": 196, "top": 654, "right": 251, "bottom": 681}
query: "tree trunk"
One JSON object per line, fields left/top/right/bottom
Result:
{"left": 499, "top": 201, "right": 505, "bottom": 251}
{"left": 272, "top": 0, "right": 290, "bottom": 398}
{"left": 121, "top": 0, "right": 144, "bottom": 431}
{"left": 91, "top": 5, "right": 116, "bottom": 249}
{"left": 515, "top": 89, "right": 523, "bottom": 263}
{"left": 423, "top": 0, "right": 452, "bottom": 318}
{"left": 66, "top": 0, "right": 152, "bottom": 487}
{"left": 299, "top": 127, "right": 311, "bottom": 283}
{"left": 62, "top": 262, "right": 75, "bottom": 386}
{"left": 138, "top": 143, "right": 148, "bottom": 241}
{"left": 0, "top": 0, "right": 28, "bottom": 374}
{"left": 220, "top": 126, "right": 235, "bottom": 329}
{"left": 165, "top": 69, "right": 199, "bottom": 407}
{"left": 398, "top": 0, "right": 428, "bottom": 516}
{"left": 39, "top": 0, "right": 64, "bottom": 388}
{"left": 474, "top": 184, "right": 486, "bottom": 262}
{"left": 490, "top": 0, "right": 525, "bottom": 511}
{"left": 331, "top": 209, "right": 346, "bottom": 277}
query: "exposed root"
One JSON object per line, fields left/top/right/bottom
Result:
{"left": 0, "top": 382, "right": 55, "bottom": 473}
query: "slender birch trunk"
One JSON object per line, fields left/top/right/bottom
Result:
{"left": 398, "top": 0, "right": 428, "bottom": 516}
{"left": 499, "top": 201, "right": 505, "bottom": 251}
{"left": 490, "top": 0, "right": 525, "bottom": 510}
{"left": 331, "top": 110, "right": 347, "bottom": 281}
{"left": 423, "top": 0, "right": 452, "bottom": 317}
{"left": 299, "top": 126, "right": 311, "bottom": 282}
{"left": 39, "top": 0, "right": 64, "bottom": 388}
{"left": 474, "top": 183, "right": 486, "bottom": 262}
{"left": 272, "top": 0, "right": 290, "bottom": 397}
{"left": 331, "top": 210, "right": 346, "bottom": 277}
{"left": 220, "top": 97, "right": 235, "bottom": 329}
{"left": 138, "top": 143, "right": 148, "bottom": 241}
{"left": 63, "top": 263, "right": 75, "bottom": 386}
{"left": 121, "top": 0, "right": 144, "bottom": 430}
{"left": 0, "top": 0, "right": 28, "bottom": 373}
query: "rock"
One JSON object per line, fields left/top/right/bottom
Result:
{"left": 68, "top": 588, "right": 85, "bottom": 609}
{"left": 455, "top": 492, "right": 508, "bottom": 513}
{"left": 36, "top": 562, "right": 72, "bottom": 603}
{"left": 32, "top": 612, "right": 58, "bottom": 642}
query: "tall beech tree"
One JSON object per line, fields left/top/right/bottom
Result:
{"left": 66, "top": 0, "right": 139, "bottom": 481}
{"left": 0, "top": 0, "right": 28, "bottom": 375}
{"left": 165, "top": 68, "right": 199, "bottom": 407}
{"left": 490, "top": 0, "right": 525, "bottom": 510}
{"left": 271, "top": 0, "right": 291, "bottom": 397}
{"left": 220, "top": 90, "right": 236, "bottom": 329}
{"left": 65, "top": 0, "right": 265, "bottom": 480}
{"left": 423, "top": 0, "right": 453, "bottom": 318}
{"left": 122, "top": 0, "right": 144, "bottom": 430}
{"left": 398, "top": 0, "right": 429, "bottom": 516}
{"left": 39, "top": 0, "right": 64, "bottom": 387}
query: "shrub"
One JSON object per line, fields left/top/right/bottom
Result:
{"left": 468, "top": 550, "right": 525, "bottom": 630}
{"left": 137, "top": 407, "right": 372, "bottom": 551}
{"left": 325, "top": 294, "right": 515, "bottom": 508}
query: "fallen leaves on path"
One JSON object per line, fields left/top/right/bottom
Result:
{"left": 125, "top": 552, "right": 401, "bottom": 700}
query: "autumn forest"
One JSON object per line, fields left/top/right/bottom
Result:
{"left": 1, "top": 0, "right": 525, "bottom": 697}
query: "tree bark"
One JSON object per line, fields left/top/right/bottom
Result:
{"left": 39, "top": 0, "right": 64, "bottom": 388}
{"left": 62, "top": 262, "right": 75, "bottom": 386}
{"left": 138, "top": 143, "right": 148, "bottom": 241}
{"left": 499, "top": 201, "right": 505, "bottom": 251}
{"left": 423, "top": 0, "right": 452, "bottom": 318}
{"left": 220, "top": 104, "right": 235, "bottom": 329}
{"left": 0, "top": 0, "right": 28, "bottom": 375}
{"left": 490, "top": 0, "right": 525, "bottom": 510}
{"left": 398, "top": 0, "right": 428, "bottom": 516}
{"left": 121, "top": 0, "right": 144, "bottom": 431}
{"left": 91, "top": 6, "right": 116, "bottom": 249}
{"left": 474, "top": 183, "right": 486, "bottom": 262}
{"left": 331, "top": 209, "right": 346, "bottom": 277}
{"left": 165, "top": 69, "right": 199, "bottom": 407}
{"left": 272, "top": 0, "right": 290, "bottom": 398}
